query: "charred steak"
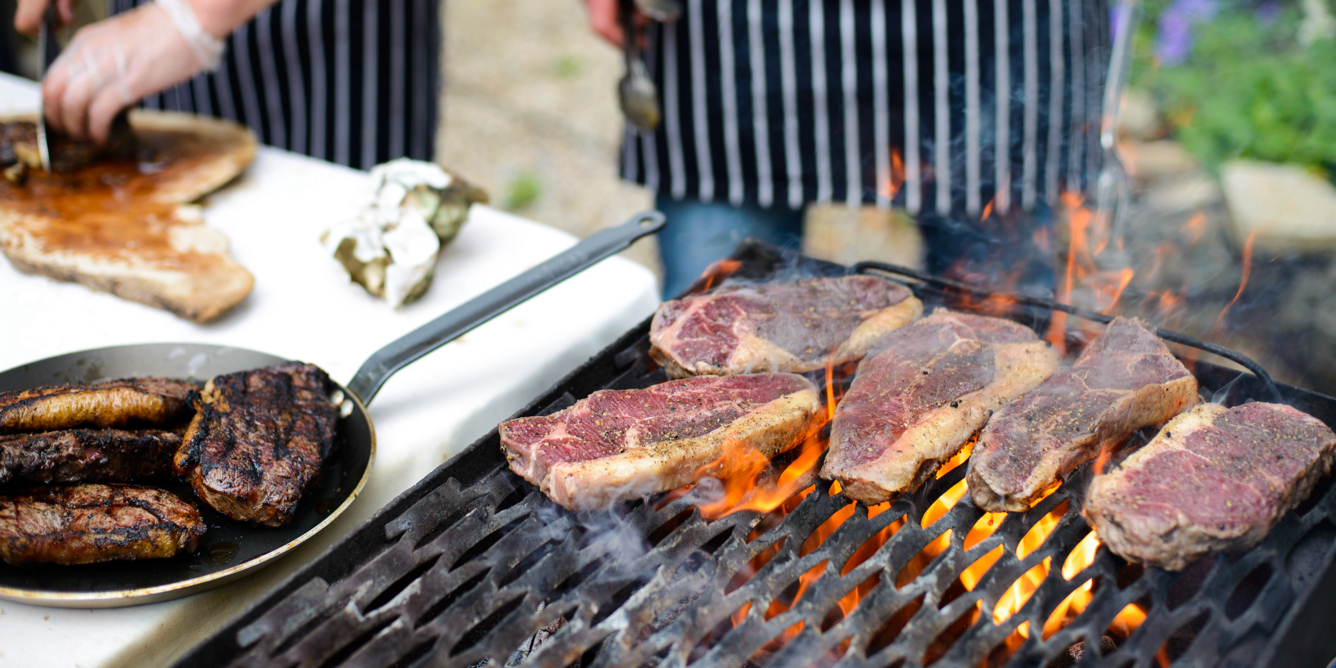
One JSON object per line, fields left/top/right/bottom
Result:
{"left": 500, "top": 373, "right": 821, "bottom": 511}
{"left": 649, "top": 275, "right": 923, "bottom": 378}
{"left": 967, "top": 317, "right": 1199, "bottom": 512}
{"left": 0, "top": 484, "right": 205, "bottom": 565}
{"left": 0, "top": 428, "right": 180, "bottom": 485}
{"left": 1085, "top": 402, "right": 1336, "bottom": 571}
{"left": 822, "top": 310, "right": 1060, "bottom": 505}
{"left": 175, "top": 362, "right": 338, "bottom": 527}
{"left": 0, "top": 377, "right": 197, "bottom": 434}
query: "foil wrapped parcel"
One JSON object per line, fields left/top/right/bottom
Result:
{"left": 323, "top": 159, "right": 488, "bottom": 307}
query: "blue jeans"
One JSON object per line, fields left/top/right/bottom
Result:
{"left": 655, "top": 196, "right": 805, "bottom": 298}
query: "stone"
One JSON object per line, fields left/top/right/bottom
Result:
{"left": 1222, "top": 160, "right": 1336, "bottom": 253}
{"left": 1144, "top": 174, "right": 1223, "bottom": 214}
{"left": 1121, "top": 140, "right": 1199, "bottom": 182}
{"left": 1118, "top": 89, "right": 1163, "bottom": 142}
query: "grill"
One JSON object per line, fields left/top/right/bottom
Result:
{"left": 177, "top": 242, "right": 1336, "bottom": 668}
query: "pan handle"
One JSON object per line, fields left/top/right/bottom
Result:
{"left": 346, "top": 211, "right": 667, "bottom": 404}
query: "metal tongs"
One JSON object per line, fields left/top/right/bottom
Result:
{"left": 36, "top": 3, "right": 62, "bottom": 173}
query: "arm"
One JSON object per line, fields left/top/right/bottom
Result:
{"left": 40, "top": 0, "right": 281, "bottom": 144}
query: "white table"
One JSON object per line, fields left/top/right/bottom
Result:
{"left": 0, "top": 73, "right": 660, "bottom": 668}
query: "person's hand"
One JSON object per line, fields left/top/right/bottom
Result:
{"left": 13, "top": 0, "right": 76, "bottom": 36}
{"left": 42, "top": 0, "right": 220, "bottom": 144}
{"left": 584, "top": 0, "right": 649, "bottom": 48}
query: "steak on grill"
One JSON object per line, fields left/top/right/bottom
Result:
{"left": 648, "top": 276, "right": 923, "bottom": 378}
{"left": 822, "top": 310, "right": 1060, "bottom": 505}
{"left": 500, "top": 373, "right": 821, "bottom": 511}
{"left": 175, "top": 362, "right": 338, "bottom": 527}
{"left": 0, "top": 484, "right": 205, "bottom": 565}
{"left": 1086, "top": 402, "right": 1336, "bottom": 571}
{"left": 0, "top": 428, "right": 180, "bottom": 485}
{"left": 0, "top": 377, "right": 197, "bottom": 434}
{"left": 966, "top": 317, "right": 1199, "bottom": 512}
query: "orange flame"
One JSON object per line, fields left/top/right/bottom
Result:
{"left": 1213, "top": 229, "right": 1255, "bottom": 337}
{"left": 698, "top": 259, "right": 743, "bottom": 293}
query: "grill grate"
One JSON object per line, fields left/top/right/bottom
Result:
{"left": 178, "top": 243, "right": 1336, "bottom": 668}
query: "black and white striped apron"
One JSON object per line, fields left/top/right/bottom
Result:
{"left": 621, "top": 0, "right": 1110, "bottom": 217}
{"left": 112, "top": 0, "right": 440, "bottom": 170}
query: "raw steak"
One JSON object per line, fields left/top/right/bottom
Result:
{"left": 649, "top": 275, "right": 923, "bottom": 378}
{"left": 967, "top": 317, "right": 1199, "bottom": 512}
{"left": 0, "top": 484, "right": 205, "bottom": 565}
{"left": 1085, "top": 402, "right": 1336, "bottom": 571}
{"left": 500, "top": 373, "right": 821, "bottom": 511}
{"left": 821, "top": 310, "right": 1060, "bottom": 505}
{"left": 0, "top": 428, "right": 181, "bottom": 485}
{"left": 0, "top": 377, "right": 198, "bottom": 434}
{"left": 175, "top": 362, "right": 338, "bottom": 526}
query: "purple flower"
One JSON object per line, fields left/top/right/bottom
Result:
{"left": 1254, "top": 0, "right": 1280, "bottom": 26}
{"left": 1154, "top": 0, "right": 1218, "bottom": 66}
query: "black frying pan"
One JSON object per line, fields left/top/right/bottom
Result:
{"left": 0, "top": 212, "right": 665, "bottom": 607}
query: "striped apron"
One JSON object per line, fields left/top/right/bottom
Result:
{"left": 111, "top": 0, "right": 440, "bottom": 170}
{"left": 621, "top": 0, "right": 1110, "bottom": 217}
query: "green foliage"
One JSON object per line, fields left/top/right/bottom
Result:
{"left": 503, "top": 171, "right": 543, "bottom": 211}
{"left": 1130, "top": 1, "right": 1336, "bottom": 172}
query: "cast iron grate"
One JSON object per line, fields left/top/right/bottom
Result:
{"left": 177, "top": 243, "right": 1336, "bottom": 668}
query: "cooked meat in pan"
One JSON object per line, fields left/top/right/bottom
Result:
{"left": 0, "top": 429, "right": 180, "bottom": 485}
{"left": 175, "top": 362, "right": 338, "bottom": 527}
{"left": 501, "top": 373, "right": 821, "bottom": 511}
{"left": 822, "top": 310, "right": 1060, "bottom": 505}
{"left": 967, "top": 317, "right": 1199, "bottom": 512}
{"left": 0, "top": 484, "right": 205, "bottom": 565}
{"left": 0, "top": 377, "right": 198, "bottom": 434}
{"left": 649, "top": 275, "right": 923, "bottom": 378}
{"left": 1086, "top": 402, "right": 1336, "bottom": 571}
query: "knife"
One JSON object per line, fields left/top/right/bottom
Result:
{"left": 36, "top": 3, "right": 61, "bottom": 173}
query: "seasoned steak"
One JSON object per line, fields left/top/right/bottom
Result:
{"left": 821, "top": 310, "right": 1060, "bottom": 505}
{"left": 501, "top": 373, "right": 821, "bottom": 511}
{"left": 0, "top": 116, "right": 136, "bottom": 174}
{"left": 0, "top": 484, "right": 205, "bottom": 565}
{"left": 0, "top": 428, "right": 180, "bottom": 485}
{"left": 0, "top": 377, "right": 198, "bottom": 434}
{"left": 967, "top": 318, "right": 1199, "bottom": 512}
{"left": 649, "top": 275, "right": 923, "bottom": 378}
{"left": 1086, "top": 402, "right": 1336, "bottom": 571}
{"left": 175, "top": 362, "right": 338, "bottom": 526}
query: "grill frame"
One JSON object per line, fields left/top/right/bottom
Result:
{"left": 176, "top": 242, "right": 1336, "bottom": 668}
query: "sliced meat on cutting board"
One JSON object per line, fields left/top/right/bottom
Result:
{"left": 649, "top": 275, "right": 923, "bottom": 378}
{"left": 0, "top": 377, "right": 198, "bottom": 434}
{"left": 821, "top": 310, "right": 1060, "bottom": 506}
{"left": 175, "top": 363, "right": 338, "bottom": 527}
{"left": 500, "top": 373, "right": 821, "bottom": 511}
{"left": 0, "top": 111, "right": 256, "bottom": 323}
{"left": 966, "top": 317, "right": 1199, "bottom": 513}
{"left": 0, "top": 428, "right": 180, "bottom": 485}
{"left": 0, "top": 484, "right": 206, "bottom": 565}
{"left": 1085, "top": 402, "right": 1336, "bottom": 571}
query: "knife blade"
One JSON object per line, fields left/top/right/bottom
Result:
{"left": 36, "top": 3, "right": 61, "bottom": 173}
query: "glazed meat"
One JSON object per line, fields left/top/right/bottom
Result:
{"left": 175, "top": 362, "right": 338, "bottom": 526}
{"left": 0, "top": 377, "right": 197, "bottom": 434}
{"left": 501, "top": 373, "right": 821, "bottom": 511}
{"left": 0, "top": 116, "right": 136, "bottom": 174}
{"left": 1085, "top": 402, "right": 1336, "bottom": 571}
{"left": 0, "top": 484, "right": 205, "bottom": 565}
{"left": 821, "top": 310, "right": 1060, "bottom": 505}
{"left": 649, "top": 275, "right": 923, "bottom": 378}
{"left": 967, "top": 317, "right": 1199, "bottom": 512}
{"left": 0, "top": 428, "right": 180, "bottom": 485}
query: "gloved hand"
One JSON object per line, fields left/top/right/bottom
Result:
{"left": 13, "top": 0, "right": 76, "bottom": 35}
{"left": 42, "top": 0, "right": 224, "bottom": 144}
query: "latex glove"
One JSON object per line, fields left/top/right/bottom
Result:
{"left": 13, "top": 0, "right": 76, "bottom": 35}
{"left": 42, "top": 0, "right": 223, "bottom": 144}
